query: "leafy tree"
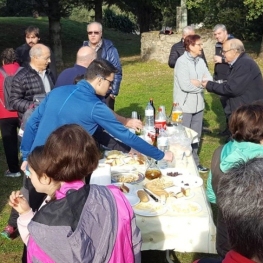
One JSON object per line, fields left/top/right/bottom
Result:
{"left": 244, "top": 0, "right": 263, "bottom": 57}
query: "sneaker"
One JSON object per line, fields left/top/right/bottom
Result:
{"left": 4, "top": 170, "right": 21, "bottom": 178}
{"left": 1, "top": 225, "right": 18, "bottom": 240}
{"left": 197, "top": 164, "right": 209, "bottom": 173}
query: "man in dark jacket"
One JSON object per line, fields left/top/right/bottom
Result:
{"left": 16, "top": 26, "right": 57, "bottom": 80}
{"left": 83, "top": 22, "right": 122, "bottom": 110}
{"left": 202, "top": 39, "right": 263, "bottom": 119}
{"left": 10, "top": 43, "right": 55, "bottom": 122}
{"left": 168, "top": 25, "right": 208, "bottom": 68}
{"left": 213, "top": 24, "right": 234, "bottom": 136}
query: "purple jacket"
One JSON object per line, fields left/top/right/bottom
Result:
{"left": 26, "top": 183, "right": 141, "bottom": 263}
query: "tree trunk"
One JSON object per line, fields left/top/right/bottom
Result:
{"left": 138, "top": 6, "right": 151, "bottom": 33}
{"left": 47, "top": 0, "right": 63, "bottom": 67}
{"left": 94, "top": 0, "right": 103, "bottom": 22}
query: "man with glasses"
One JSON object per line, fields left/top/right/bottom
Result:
{"left": 213, "top": 24, "right": 234, "bottom": 137}
{"left": 83, "top": 22, "right": 122, "bottom": 110}
{"left": 202, "top": 39, "right": 263, "bottom": 123}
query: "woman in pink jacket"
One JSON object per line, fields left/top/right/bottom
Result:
{"left": 9, "top": 124, "right": 141, "bottom": 263}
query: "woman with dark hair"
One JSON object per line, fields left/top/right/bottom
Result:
{"left": 0, "top": 48, "right": 21, "bottom": 179}
{"left": 173, "top": 34, "right": 212, "bottom": 173}
{"left": 9, "top": 124, "right": 141, "bottom": 263}
{"left": 206, "top": 104, "right": 263, "bottom": 258}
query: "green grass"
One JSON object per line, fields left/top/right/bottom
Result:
{"left": 0, "top": 17, "right": 263, "bottom": 263}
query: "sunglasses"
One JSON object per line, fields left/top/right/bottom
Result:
{"left": 88, "top": 31, "right": 100, "bottom": 35}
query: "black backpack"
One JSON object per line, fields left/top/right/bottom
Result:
{"left": 0, "top": 66, "right": 23, "bottom": 110}
{"left": 18, "top": 93, "right": 46, "bottom": 139}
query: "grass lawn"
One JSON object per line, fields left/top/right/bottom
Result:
{"left": 0, "top": 17, "right": 263, "bottom": 263}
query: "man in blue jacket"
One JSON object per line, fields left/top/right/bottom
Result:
{"left": 83, "top": 22, "right": 122, "bottom": 110}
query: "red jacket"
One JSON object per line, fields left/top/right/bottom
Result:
{"left": 193, "top": 250, "right": 257, "bottom": 263}
{"left": 0, "top": 62, "right": 19, "bottom": 119}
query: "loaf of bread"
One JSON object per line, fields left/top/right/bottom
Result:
{"left": 120, "top": 183, "right": 129, "bottom": 194}
{"left": 137, "top": 190, "right": 149, "bottom": 202}
{"left": 145, "top": 184, "right": 169, "bottom": 198}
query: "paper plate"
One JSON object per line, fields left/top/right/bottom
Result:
{"left": 112, "top": 183, "right": 137, "bottom": 195}
{"left": 169, "top": 200, "right": 202, "bottom": 215}
{"left": 171, "top": 175, "right": 203, "bottom": 188}
{"left": 133, "top": 202, "right": 168, "bottom": 217}
{"left": 111, "top": 171, "right": 145, "bottom": 184}
{"left": 125, "top": 194, "right": 140, "bottom": 207}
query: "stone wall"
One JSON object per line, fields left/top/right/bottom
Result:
{"left": 141, "top": 31, "right": 216, "bottom": 64}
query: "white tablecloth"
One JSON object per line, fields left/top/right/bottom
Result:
{"left": 135, "top": 155, "right": 216, "bottom": 253}
{"left": 91, "top": 127, "right": 216, "bottom": 253}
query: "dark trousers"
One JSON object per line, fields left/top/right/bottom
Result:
{"left": 8, "top": 175, "right": 46, "bottom": 227}
{"left": 0, "top": 117, "right": 20, "bottom": 172}
{"left": 105, "top": 95, "right": 115, "bottom": 110}
{"left": 182, "top": 110, "right": 204, "bottom": 166}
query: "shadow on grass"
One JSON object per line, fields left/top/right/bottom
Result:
{"left": 115, "top": 102, "right": 145, "bottom": 118}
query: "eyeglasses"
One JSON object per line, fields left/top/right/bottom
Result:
{"left": 222, "top": 49, "right": 233, "bottom": 54}
{"left": 88, "top": 31, "right": 100, "bottom": 35}
{"left": 103, "top": 78, "right": 113, "bottom": 87}
{"left": 195, "top": 43, "right": 203, "bottom": 46}
{"left": 97, "top": 75, "right": 113, "bottom": 87}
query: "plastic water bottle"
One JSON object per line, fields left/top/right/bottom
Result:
{"left": 157, "top": 128, "right": 169, "bottom": 169}
{"left": 145, "top": 101, "right": 154, "bottom": 131}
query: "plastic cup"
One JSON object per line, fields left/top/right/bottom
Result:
{"left": 131, "top": 111, "right": 138, "bottom": 119}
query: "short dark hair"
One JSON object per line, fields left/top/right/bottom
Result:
{"left": 28, "top": 124, "right": 100, "bottom": 182}
{"left": 27, "top": 145, "right": 45, "bottom": 180}
{"left": 184, "top": 34, "right": 201, "bottom": 52}
{"left": 229, "top": 104, "right": 263, "bottom": 143}
{"left": 85, "top": 59, "right": 117, "bottom": 81}
{"left": 0, "top": 48, "right": 17, "bottom": 64}
{"left": 217, "top": 158, "right": 263, "bottom": 261}
{"left": 25, "top": 26, "right": 40, "bottom": 38}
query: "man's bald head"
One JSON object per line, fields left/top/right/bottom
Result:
{"left": 29, "top": 43, "right": 51, "bottom": 72}
{"left": 76, "top": 46, "right": 97, "bottom": 68}
{"left": 228, "top": 39, "right": 245, "bottom": 53}
{"left": 223, "top": 39, "right": 245, "bottom": 63}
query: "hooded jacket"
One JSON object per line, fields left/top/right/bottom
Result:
{"left": 207, "top": 140, "right": 263, "bottom": 204}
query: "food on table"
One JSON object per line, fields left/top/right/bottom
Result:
{"left": 166, "top": 171, "right": 182, "bottom": 177}
{"left": 169, "top": 187, "right": 191, "bottom": 198}
{"left": 145, "top": 177, "right": 174, "bottom": 198}
{"left": 105, "top": 151, "right": 146, "bottom": 166}
{"left": 119, "top": 183, "right": 130, "bottom": 194}
{"left": 170, "top": 201, "right": 201, "bottom": 215}
{"left": 181, "top": 187, "right": 190, "bottom": 197}
{"left": 170, "top": 191, "right": 184, "bottom": 198}
{"left": 118, "top": 174, "right": 139, "bottom": 183}
{"left": 137, "top": 190, "right": 150, "bottom": 203}
{"left": 146, "top": 177, "right": 174, "bottom": 189}
{"left": 145, "top": 169, "right": 162, "bottom": 180}
{"left": 134, "top": 202, "right": 163, "bottom": 212}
